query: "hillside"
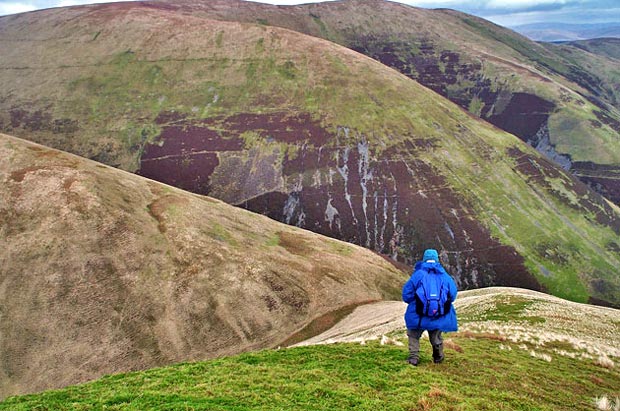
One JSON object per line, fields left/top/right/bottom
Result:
{"left": 511, "top": 23, "right": 620, "bottom": 42}
{"left": 0, "top": 2, "right": 619, "bottom": 308}
{"left": 160, "top": 0, "right": 620, "bottom": 204}
{"left": 562, "top": 38, "right": 620, "bottom": 61}
{"left": 537, "top": 38, "right": 620, "bottom": 202}
{"left": 0, "top": 133, "right": 406, "bottom": 399}
{"left": 2, "top": 288, "right": 618, "bottom": 410}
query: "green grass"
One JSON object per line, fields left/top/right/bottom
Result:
{"left": 327, "top": 240, "right": 354, "bottom": 257}
{"left": 549, "top": 106, "right": 620, "bottom": 164}
{"left": 459, "top": 17, "right": 568, "bottom": 75}
{"left": 459, "top": 295, "right": 546, "bottom": 324}
{"left": 206, "top": 223, "right": 238, "bottom": 246}
{"left": 2, "top": 336, "right": 618, "bottom": 410}
{"left": 467, "top": 96, "right": 484, "bottom": 116}
{"left": 310, "top": 14, "right": 330, "bottom": 41}
{"left": 264, "top": 234, "right": 280, "bottom": 247}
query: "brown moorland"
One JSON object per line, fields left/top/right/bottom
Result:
{"left": 0, "top": 133, "right": 406, "bottom": 399}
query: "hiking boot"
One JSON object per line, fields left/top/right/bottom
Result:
{"left": 432, "top": 344, "right": 444, "bottom": 363}
{"left": 407, "top": 358, "right": 419, "bottom": 366}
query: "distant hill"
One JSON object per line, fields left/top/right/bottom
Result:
{"left": 1, "top": 1, "right": 619, "bottom": 309}
{"left": 0, "top": 133, "right": 405, "bottom": 399}
{"left": 532, "top": 37, "right": 620, "bottom": 200}
{"left": 512, "top": 22, "right": 620, "bottom": 42}
{"left": 2, "top": 287, "right": 618, "bottom": 410}
{"left": 558, "top": 37, "right": 620, "bottom": 61}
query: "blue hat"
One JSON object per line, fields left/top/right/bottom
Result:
{"left": 423, "top": 249, "right": 439, "bottom": 262}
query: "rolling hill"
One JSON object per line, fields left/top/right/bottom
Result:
{"left": 0, "top": 1, "right": 619, "bottom": 307}
{"left": 1, "top": 287, "right": 618, "bottom": 410}
{"left": 0, "top": 133, "right": 406, "bottom": 399}
{"left": 562, "top": 37, "right": 620, "bottom": 61}
{"left": 161, "top": 0, "right": 620, "bottom": 204}
{"left": 512, "top": 22, "right": 620, "bottom": 42}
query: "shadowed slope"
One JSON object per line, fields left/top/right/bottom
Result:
{"left": 0, "top": 3, "right": 619, "bottom": 307}
{"left": 0, "top": 133, "right": 405, "bottom": 398}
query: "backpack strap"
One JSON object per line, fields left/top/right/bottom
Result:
{"left": 414, "top": 269, "right": 427, "bottom": 327}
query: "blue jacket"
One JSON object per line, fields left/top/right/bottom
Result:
{"left": 402, "top": 261, "right": 458, "bottom": 332}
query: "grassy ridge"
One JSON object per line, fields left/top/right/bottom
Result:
{"left": 2, "top": 335, "right": 618, "bottom": 410}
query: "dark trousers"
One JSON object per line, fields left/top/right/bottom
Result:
{"left": 407, "top": 329, "right": 443, "bottom": 361}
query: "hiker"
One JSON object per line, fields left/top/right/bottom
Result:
{"left": 402, "top": 249, "right": 458, "bottom": 366}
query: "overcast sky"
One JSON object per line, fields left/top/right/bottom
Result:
{"left": 0, "top": 0, "right": 619, "bottom": 27}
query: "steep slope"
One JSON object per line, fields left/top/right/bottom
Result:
{"left": 0, "top": 3, "right": 619, "bottom": 307}
{"left": 2, "top": 288, "right": 619, "bottom": 410}
{"left": 158, "top": 0, "right": 620, "bottom": 204}
{"left": 537, "top": 38, "right": 620, "bottom": 203}
{"left": 0, "top": 133, "right": 405, "bottom": 399}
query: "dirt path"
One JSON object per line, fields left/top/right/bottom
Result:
{"left": 293, "top": 301, "right": 406, "bottom": 346}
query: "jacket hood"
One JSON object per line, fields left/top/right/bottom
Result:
{"left": 420, "top": 261, "right": 445, "bottom": 274}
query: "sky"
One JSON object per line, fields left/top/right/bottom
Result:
{"left": 0, "top": 0, "right": 619, "bottom": 27}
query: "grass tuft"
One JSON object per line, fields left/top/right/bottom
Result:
{"left": 594, "top": 395, "right": 620, "bottom": 411}
{"left": 596, "top": 355, "right": 616, "bottom": 370}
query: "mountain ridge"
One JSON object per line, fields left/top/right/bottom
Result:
{"left": 558, "top": 37, "right": 620, "bottom": 61}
